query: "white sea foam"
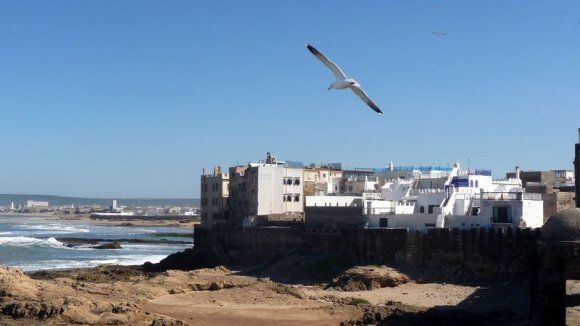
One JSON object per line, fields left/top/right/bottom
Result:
{"left": 122, "top": 244, "right": 190, "bottom": 250}
{"left": 114, "top": 254, "right": 167, "bottom": 266}
{"left": 0, "top": 236, "right": 64, "bottom": 248}
{"left": 18, "top": 260, "right": 94, "bottom": 272}
{"left": 18, "top": 224, "right": 90, "bottom": 234}
{"left": 131, "top": 229, "right": 157, "bottom": 234}
{"left": 18, "top": 255, "right": 169, "bottom": 272}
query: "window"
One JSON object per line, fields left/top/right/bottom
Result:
{"left": 283, "top": 195, "right": 286, "bottom": 202}
{"left": 420, "top": 206, "right": 425, "bottom": 213}
{"left": 286, "top": 178, "right": 293, "bottom": 185}
{"left": 379, "top": 218, "right": 388, "bottom": 227}
{"left": 475, "top": 180, "right": 479, "bottom": 188}
{"left": 492, "top": 206, "right": 512, "bottom": 223}
{"left": 294, "top": 194, "right": 300, "bottom": 202}
{"left": 428, "top": 205, "right": 437, "bottom": 214}
{"left": 286, "top": 195, "right": 292, "bottom": 202}
{"left": 294, "top": 178, "right": 300, "bottom": 186}
{"left": 348, "top": 186, "right": 353, "bottom": 192}
{"left": 470, "top": 180, "right": 474, "bottom": 188}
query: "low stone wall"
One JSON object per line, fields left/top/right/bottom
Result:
{"left": 194, "top": 226, "right": 541, "bottom": 278}
{"left": 304, "top": 206, "right": 364, "bottom": 228}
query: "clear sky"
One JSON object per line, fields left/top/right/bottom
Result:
{"left": 1, "top": 1, "right": 579, "bottom": 198}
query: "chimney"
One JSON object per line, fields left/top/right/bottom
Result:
{"left": 515, "top": 166, "right": 521, "bottom": 180}
{"left": 388, "top": 162, "right": 394, "bottom": 171}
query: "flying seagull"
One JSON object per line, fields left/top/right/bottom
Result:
{"left": 432, "top": 31, "right": 447, "bottom": 37}
{"left": 306, "top": 44, "right": 383, "bottom": 115}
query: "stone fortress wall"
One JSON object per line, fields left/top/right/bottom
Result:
{"left": 195, "top": 225, "right": 541, "bottom": 278}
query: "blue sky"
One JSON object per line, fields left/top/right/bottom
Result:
{"left": 1, "top": 1, "right": 579, "bottom": 198}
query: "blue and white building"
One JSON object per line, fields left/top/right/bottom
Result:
{"left": 364, "top": 163, "right": 543, "bottom": 231}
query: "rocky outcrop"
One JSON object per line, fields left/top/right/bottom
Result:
{"left": 93, "top": 241, "right": 122, "bottom": 249}
{"left": 329, "top": 266, "right": 410, "bottom": 291}
{"left": 1, "top": 302, "right": 63, "bottom": 319}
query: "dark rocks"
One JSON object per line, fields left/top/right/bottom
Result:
{"left": 151, "top": 317, "right": 185, "bottom": 326}
{"left": 1, "top": 302, "right": 63, "bottom": 319}
{"left": 93, "top": 241, "right": 122, "bottom": 249}
{"left": 329, "top": 266, "right": 410, "bottom": 291}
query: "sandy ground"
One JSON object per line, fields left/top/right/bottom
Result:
{"left": 0, "top": 262, "right": 537, "bottom": 326}
{"left": 143, "top": 279, "right": 533, "bottom": 325}
{"left": 567, "top": 280, "right": 580, "bottom": 325}
{"left": 144, "top": 283, "right": 355, "bottom": 326}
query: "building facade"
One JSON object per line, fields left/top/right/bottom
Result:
{"left": 26, "top": 200, "right": 49, "bottom": 208}
{"left": 200, "top": 165, "right": 229, "bottom": 228}
{"left": 202, "top": 153, "right": 305, "bottom": 228}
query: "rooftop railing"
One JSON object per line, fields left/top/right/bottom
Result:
{"left": 457, "top": 169, "right": 492, "bottom": 176}
{"left": 481, "top": 192, "right": 542, "bottom": 201}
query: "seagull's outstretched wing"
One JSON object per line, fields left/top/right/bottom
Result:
{"left": 349, "top": 85, "right": 383, "bottom": 115}
{"left": 306, "top": 44, "right": 347, "bottom": 80}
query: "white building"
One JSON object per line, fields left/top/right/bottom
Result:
{"left": 228, "top": 153, "right": 304, "bottom": 227}
{"left": 26, "top": 200, "right": 49, "bottom": 208}
{"left": 364, "top": 163, "right": 543, "bottom": 231}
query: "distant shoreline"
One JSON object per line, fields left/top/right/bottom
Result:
{"left": 0, "top": 194, "right": 200, "bottom": 208}
{"left": 0, "top": 212, "right": 198, "bottom": 229}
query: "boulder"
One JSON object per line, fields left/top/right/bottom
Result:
{"left": 93, "top": 241, "right": 122, "bottom": 249}
{"left": 329, "top": 266, "right": 410, "bottom": 291}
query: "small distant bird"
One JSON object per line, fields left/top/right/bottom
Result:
{"left": 432, "top": 31, "right": 447, "bottom": 37}
{"left": 306, "top": 44, "right": 383, "bottom": 115}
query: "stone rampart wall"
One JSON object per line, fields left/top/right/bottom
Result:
{"left": 194, "top": 225, "right": 541, "bottom": 278}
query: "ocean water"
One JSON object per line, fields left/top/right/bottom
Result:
{"left": 0, "top": 215, "right": 193, "bottom": 271}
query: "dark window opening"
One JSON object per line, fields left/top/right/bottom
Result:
{"left": 492, "top": 206, "right": 512, "bottom": 223}
{"left": 379, "top": 218, "right": 388, "bottom": 227}
{"left": 428, "top": 205, "right": 437, "bottom": 214}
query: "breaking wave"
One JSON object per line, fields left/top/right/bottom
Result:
{"left": 0, "top": 236, "right": 64, "bottom": 248}
{"left": 17, "top": 224, "right": 90, "bottom": 234}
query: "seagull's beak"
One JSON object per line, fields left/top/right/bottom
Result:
{"left": 328, "top": 84, "right": 332, "bottom": 90}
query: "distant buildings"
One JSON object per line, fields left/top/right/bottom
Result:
{"left": 26, "top": 200, "right": 49, "bottom": 208}
{"left": 360, "top": 164, "right": 543, "bottom": 231}
{"left": 200, "top": 153, "right": 555, "bottom": 231}
{"left": 200, "top": 165, "right": 230, "bottom": 228}
{"left": 506, "top": 168, "right": 575, "bottom": 221}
